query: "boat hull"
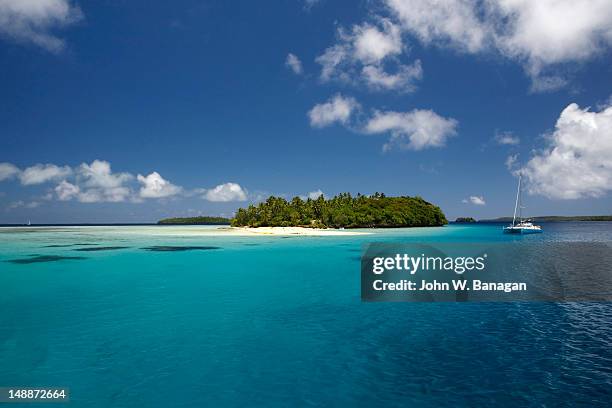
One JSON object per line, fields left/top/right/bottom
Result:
{"left": 503, "top": 227, "right": 542, "bottom": 234}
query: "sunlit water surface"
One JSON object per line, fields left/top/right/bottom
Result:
{"left": 0, "top": 223, "right": 611, "bottom": 407}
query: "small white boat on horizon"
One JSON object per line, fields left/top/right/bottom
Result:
{"left": 503, "top": 175, "right": 542, "bottom": 234}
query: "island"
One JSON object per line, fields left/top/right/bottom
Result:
{"left": 455, "top": 217, "right": 476, "bottom": 223}
{"left": 482, "top": 215, "right": 612, "bottom": 222}
{"left": 157, "top": 216, "right": 231, "bottom": 225}
{"left": 231, "top": 193, "right": 447, "bottom": 228}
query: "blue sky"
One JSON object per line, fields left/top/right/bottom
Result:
{"left": 0, "top": 0, "right": 611, "bottom": 223}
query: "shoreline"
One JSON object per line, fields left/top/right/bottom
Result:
{"left": 0, "top": 225, "right": 371, "bottom": 236}
{"left": 226, "top": 227, "right": 371, "bottom": 236}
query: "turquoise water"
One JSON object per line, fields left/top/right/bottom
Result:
{"left": 0, "top": 223, "right": 611, "bottom": 407}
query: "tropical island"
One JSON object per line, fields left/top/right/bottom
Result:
{"left": 157, "top": 216, "right": 231, "bottom": 225}
{"left": 231, "top": 193, "right": 447, "bottom": 228}
{"left": 455, "top": 217, "right": 476, "bottom": 223}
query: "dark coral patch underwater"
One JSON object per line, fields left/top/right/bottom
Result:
{"left": 141, "top": 246, "right": 221, "bottom": 252}
{"left": 7, "top": 255, "right": 87, "bottom": 264}
{"left": 44, "top": 243, "right": 98, "bottom": 248}
{"left": 73, "top": 246, "right": 129, "bottom": 252}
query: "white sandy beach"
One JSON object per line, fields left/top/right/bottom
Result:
{"left": 0, "top": 225, "right": 370, "bottom": 236}
{"left": 227, "top": 226, "right": 370, "bottom": 236}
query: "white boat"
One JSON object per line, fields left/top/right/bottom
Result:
{"left": 503, "top": 175, "right": 542, "bottom": 234}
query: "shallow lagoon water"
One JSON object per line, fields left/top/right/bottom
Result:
{"left": 0, "top": 223, "right": 611, "bottom": 407}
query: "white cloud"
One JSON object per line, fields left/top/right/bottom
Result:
{"left": 7, "top": 200, "right": 23, "bottom": 209}
{"left": 285, "top": 53, "right": 303, "bottom": 75}
{"left": 505, "top": 154, "right": 518, "bottom": 170}
{"left": 308, "top": 94, "right": 359, "bottom": 128}
{"left": 78, "top": 160, "right": 131, "bottom": 188}
{"left": 361, "top": 60, "right": 422, "bottom": 91}
{"left": 520, "top": 102, "right": 612, "bottom": 199}
{"left": 20, "top": 163, "right": 72, "bottom": 185}
{"left": 316, "top": 18, "right": 420, "bottom": 92}
{"left": 0, "top": 0, "right": 83, "bottom": 53}
{"left": 364, "top": 108, "right": 458, "bottom": 151}
{"left": 137, "top": 171, "right": 182, "bottom": 198}
{"left": 75, "top": 160, "right": 133, "bottom": 202}
{"left": 316, "top": 43, "right": 348, "bottom": 82}
{"left": 384, "top": 0, "right": 612, "bottom": 91}
{"left": 352, "top": 19, "right": 403, "bottom": 64}
{"left": 55, "top": 180, "right": 79, "bottom": 201}
{"left": 307, "top": 189, "right": 324, "bottom": 199}
{"left": 0, "top": 162, "right": 19, "bottom": 181}
{"left": 385, "top": 0, "right": 488, "bottom": 53}
{"left": 465, "top": 195, "right": 486, "bottom": 205}
{"left": 2, "top": 159, "right": 255, "bottom": 206}
{"left": 7, "top": 200, "right": 39, "bottom": 209}
{"left": 495, "top": 131, "right": 520, "bottom": 145}
{"left": 493, "top": 0, "right": 612, "bottom": 88}
{"left": 204, "top": 182, "right": 248, "bottom": 202}
{"left": 528, "top": 75, "right": 568, "bottom": 94}
{"left": 7, "top": 200, "right": 24, "bottom": 209}
{"left": 303, "top": 0, "right": 320, "bottom": 10}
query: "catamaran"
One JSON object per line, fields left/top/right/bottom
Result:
{"left": 503, "top": 175, "right": 542, "bottom": 234}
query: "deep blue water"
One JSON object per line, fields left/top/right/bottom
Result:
{"left": 0, "top": 223, "right": 611, "bottom": 407}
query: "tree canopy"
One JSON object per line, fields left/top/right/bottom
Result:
{"left": 231, "top": 193, "right": 447, "bottom": 228}
{"left": 158, "top": 216, "right": 231, "bottom": 225}
{"left": 455, "top": 217, "right": 476, "bottom": 223}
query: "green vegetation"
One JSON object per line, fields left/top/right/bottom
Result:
{"left": 455, "top": 217, "right": 476, "bottom": 223}
{"left": 485, "top": 215, "right": 612, "bottom": 222}
{"left": 157, "top": 216, "right": 231, "bottom": 225}
{"left": 231, "top": 193, "right": 447, "bottom": 228}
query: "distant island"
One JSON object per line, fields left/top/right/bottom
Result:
{"left": 231, "top": 193, "right": 447, "bottom": 228}
{"left": 157, "top": 216, "right": 231, "bottom": 225}
{"left": 482, "top": 215, "right": 612, "bottom": 222}
{"left": 455, "top": 217, "right": 476, "bottom": 223}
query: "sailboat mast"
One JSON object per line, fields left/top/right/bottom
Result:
{"left": 512, "top": 175, "right": 521, "bottom": 227}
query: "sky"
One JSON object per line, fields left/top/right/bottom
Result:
{"left": 0, "top": 0, "right": 611, "bottom": 223}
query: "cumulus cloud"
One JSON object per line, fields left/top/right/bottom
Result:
{"left": 463, "top": 196, "right": 486, "bottom": 205}
{"left": 361, "top": 60, "right": 422, "bottom": 92}
{"left": 520, "top": 102, "right": 612, "bottom": 199}
{"left": 352, "top": 19, "right": 403, "bottom": 64}
{"left": 316, "top": 18, "right": 420, "bottom": 92}
{"left": 0, "top": 0, "right": 83, "bottom": 53}
{"left": 383, "top": 0, "right": 612, "bottom": 91}
{"left": 20, "top": 163, "right": 72, "bottom": 185}
{"left": 385, "top": 0, "right": 487, "bottom": 53}
{"left": 54, "top": 180, "right": 79, "bottom": 201}
{"left": 0, "top": 162, "right": 19, "bottom": 181}
{"left": 73, "top": 160, "right": 133, "bottom": 203}
{"left": 137, "top": 171, "right": 182, "bottom": 198}
{"left": 307, "top": 189, "right": 324, "bottom": 199}
{"left": 76, "top": 188, "right": 129, "bottom": 203}
{"left": 78, "top": 160, "right": 131, "bottom": 188}
{"left": 308, "top": 94, "right": 359, "bottom": 128}
{"left": 204, "top": 182, "right": 248, "bottom": 202}
{"left": 285, "top": 53, "right": 303, "bottom": 75}
{"left": 2, "top": 158, "right": 253, "bottom": 206}
{"left": 364, "top": 108, "right": 458, "bottom": 151}
{"left": 495, "top": 131, "right": 520, "bottom": 145}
